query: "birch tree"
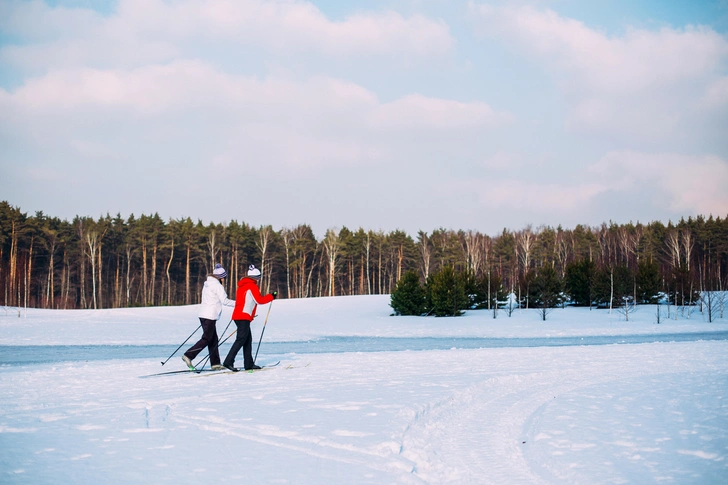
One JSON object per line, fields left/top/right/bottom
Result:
{"left": 322, "top": 228, "right": 340, "bottom": 297}
{"left": 418, "top": 230, "right": 432, "bottom": 281}
{"left": 282, "top": 228, "right": 293, "bottom": 299}
{"left": 84, "top": 220, "right": 106, "bottom": 309}
{"left": 257, "top": 225, "right": 273, "bottom": 293}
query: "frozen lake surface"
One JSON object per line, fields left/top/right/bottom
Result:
{"left": 2, "top": 331, "right": 728, "bottom": 366}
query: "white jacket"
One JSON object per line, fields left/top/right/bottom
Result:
{"left": 198, "top": 276, "right": 235, "bottom": 320}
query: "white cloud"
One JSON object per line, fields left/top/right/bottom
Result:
{"left": 0, "top": 0, "right": 454, "bottom": 72}
{"left": 477, "top": 180, "right": 604, "bottom": 213}
{"left": 0, "top": 61, "right": 507, "bottom": 173}
{"left": 5, "top": 61, "right": 379, "bottom": 117}
{"left": 589, "top": 151, "right": 728, "bottom": 215}
{"left": 482, "top": 151, "right": 522, "bottom": 171}
{"left": 701, "top": 76, "right": 728, "bottom": 109}
{"left": 467, "top": 151, "right": 728, "bottom": 219}
{"left": 471, "top": 4, "right": 727, "bottom": 92}
{"left": 469, "top": 3, "right": 728, "bottom": 143}
{"left": 368, "top": 94, "right": 514, "bottom": 131}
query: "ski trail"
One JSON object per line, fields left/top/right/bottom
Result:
{"left": 396, "top": 345, "right": 728, "bottom": 485}
{"left": 174, "top": 413, "right": 424, "bottom": 483}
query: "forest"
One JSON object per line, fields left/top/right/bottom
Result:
{"left": 1, "top": 201, "right": 727, "bottom": 313}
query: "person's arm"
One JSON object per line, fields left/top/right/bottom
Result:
{"left": 217, "top": 282, "right": 235, "bottom": 307}
{"left": 251, "top": 284, "right": 275, "bottom": 305}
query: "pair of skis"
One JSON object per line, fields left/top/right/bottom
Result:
{"left": 140, "top": 361, "right": 281, "bottom": 378}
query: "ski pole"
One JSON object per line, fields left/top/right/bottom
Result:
{"left": 218, "top": 317, "right": 234, "bottom": 347}
{"left": 253, "top": 301, "right": 273, "bottom": 364}
{"left": 195, "top": 324, "right": 237, "bottom": 370}
{"left": 161, "top": 324, "right": 201, "bottom": 365}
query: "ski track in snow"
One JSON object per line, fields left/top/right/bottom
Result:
{"left": 1, "top": 341, "right": 727, "bottom": 484}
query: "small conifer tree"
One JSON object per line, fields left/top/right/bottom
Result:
{"left": 565, "top": 259, "right": 596, "bottom": 306}
{"left": 529, "top": 265, "right": 564, "bottom": 320}
{"left": 426, "top": 266, "right": 470, "bottom": 317}
{"left": 390, "top": 270, "right": 426, "bottom": 316}
{"left": 636, "top": 258, "right": 661, "bottom": 304}
{"left": 472, "top": 272, "right": 507, "bottom": 310}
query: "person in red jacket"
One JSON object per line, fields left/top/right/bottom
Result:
{"left": 223, "top": 264, "right": 276, "bottom": 371}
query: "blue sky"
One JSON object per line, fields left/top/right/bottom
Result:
{"left": 1, "top": 0, "right": 727, "bottom": 237}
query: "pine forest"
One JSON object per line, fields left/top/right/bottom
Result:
{"left": 1, "top": 201, "right": 727, "bottom": 313}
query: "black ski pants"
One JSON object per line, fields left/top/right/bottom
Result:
{"left": 224, "top": 319, "right": 254, "bottom": 370}
{"left": 184, "top": 318, "right": 221, "bottom": 366}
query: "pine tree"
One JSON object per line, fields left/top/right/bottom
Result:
{"left": 636, "top": 258, "right": 661, "bottom": 304}
{"left": 529, "top": 265, "right": 564, "bottom": 320}
{"left": 472, "top": 272, "right": 507, "bottom": 310}
{"left": 426, "top": 266, "right": 470, "bottom": 317}
{"left": 565, "top": 259, "right": 596, "bottom": 306}
{"left": 390, "top": 270, "right": 426, "bottom": 316}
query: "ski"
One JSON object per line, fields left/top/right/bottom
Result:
{"left": 141, "top": 361, "right": 308, "bottom": 378}
{"left": 194, "top": 360, "right": 283, "bottom": 376}
{"left": 139, "top": 368, "right": 221, "bottom": 378}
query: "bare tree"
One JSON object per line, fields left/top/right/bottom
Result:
{"left": 75, "top": 219, "right": 88, "bottom": 308}
{"left": 463, "top": 230, "right": 484, "bottom": 277}
{"left": 516, "top": 227, "right": 535, "bottom": 273}
{"left": 322, "top": 228, "right": 340, "bottom": 297}
{"left": 681, "top": 228, "right": 694, "bottom": 274}
{"left": 43, "top": 228, "right": 57, "bottom": 308}
{"left": 365, "top": 231, "right": 372, "bottom": 295}
{"left": 699, "top": 291, "right": 725, "bottom": 323}
{"left": 165, "top": 229, "right": 175, "bottom": 305}
{"left": 257, "top": 225, "right": 273, "bottom": 293}
{"left": 86, "top": 227, "right": 101, "bottom": 309}
{"left": 125, "top": 244, "right": 133, "bottom": 307}
{"left": 282, "top": 228, "right": 293, "bottom": 298}
{"left": 206, "top": 228, "right": 218, "bottom": 274}
{"left": 516, "top": 227, "right": 536, "bottom": 308}
{"left": 418, "top": 231, "right": 432, "bottom": 281}
{"left": 554, "top": 229, "right": 570, "bottom": 278}
{"left": 666, "top": 230, "right": 681, "bottom": 271}
{"left": 615, "top": 295, "right": 637, "bottom": 321}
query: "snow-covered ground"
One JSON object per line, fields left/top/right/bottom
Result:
{"left": 1, "top": 296, "right": 727, "bottom": 484}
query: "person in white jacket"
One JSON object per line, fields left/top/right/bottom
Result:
{"left": 182, "top": 264, "right": 235, "bottom": 370}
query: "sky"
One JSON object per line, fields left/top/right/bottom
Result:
{"left": 1, "top": 0, "right": 727, "bottom": 238}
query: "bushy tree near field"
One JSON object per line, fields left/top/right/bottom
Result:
{"left": 593, "top": 264, "right": 633, "bottom": 309}
{"left": 390, "top": 270, "right": 426, "bottom": 316}
{"left": 472, "top": 272, "right": 507, "bottom": 318}
{"left": 565, "top": 259, "right": 596, "bottom": 307}
{"left": 529, "top": 265, "right": 564, "bottom": 321}
{"left": 636, "top": 258, "right": 661, "bottom": 304}
{"left": 426, "top": 266, "right": 471, "bottom": 317}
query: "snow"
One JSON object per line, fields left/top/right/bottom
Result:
{"left": 1, "top": 296, "right": 727, "bottom": 484}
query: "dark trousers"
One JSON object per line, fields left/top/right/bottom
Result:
{"left": 224, "top": 319, "right": 253, "bottom": 370}
{"left": 184, "top": 318, "right": 221, "bottom": 366}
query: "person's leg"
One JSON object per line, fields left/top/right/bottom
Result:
{"left": 223, "top": 320, "right": 249, "bottom": 368}
{"left": 240, "top": 321, "right": 256, "bottom": 370}
{"left": 184, "top": 318, "right": 216, "bottom": 360}
{"left": 207, "top": 323, "right": 221, "bottom": 366}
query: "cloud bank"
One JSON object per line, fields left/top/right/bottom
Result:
{"left": 0, "top": 0, "right": 726, "bottom": 235}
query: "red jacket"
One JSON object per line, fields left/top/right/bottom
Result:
{"left": 232, "top": 277, "right": 274, "bottom": 321}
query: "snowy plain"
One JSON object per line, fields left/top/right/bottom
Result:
{"left": 0, "top": 295, "right": 727, "bottom": 484}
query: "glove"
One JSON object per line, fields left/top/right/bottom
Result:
{"left": 272, "top": 291, "right": 278, "bottom": 300}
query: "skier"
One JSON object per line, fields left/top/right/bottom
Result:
{"left": 181, "top": 264, "right": 235, "bottom": 371}
{"left": 223, "top": 264, "right": 276, "bottom": 372}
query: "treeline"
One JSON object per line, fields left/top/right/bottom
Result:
{"left": 1, "top": 201, "right": 727, "bottom": 311}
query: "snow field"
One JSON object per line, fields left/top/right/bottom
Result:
{"left": 2, "top": 296, "right": 727, "bottom": 346}
{"left": 1, "top": 340, "right": 726, "bottom": 484}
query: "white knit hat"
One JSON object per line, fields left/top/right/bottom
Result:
{"left": 213, "top": 263, "right": 227, "bottom": 279}
{"left": 247, "top": 264, "right": 261, "bottom": 279}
